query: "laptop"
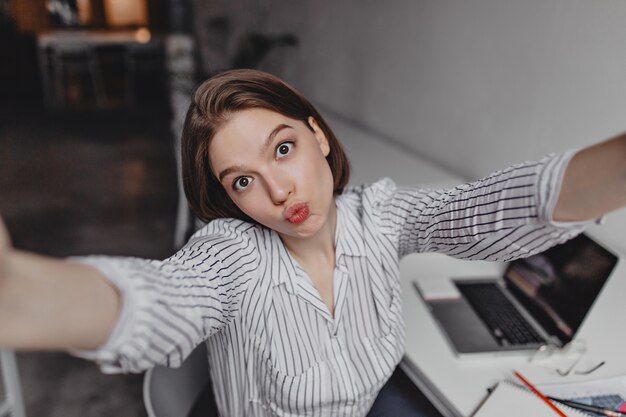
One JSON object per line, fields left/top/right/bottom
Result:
{"left": 415, "top": 233, "right": 619, "bottom": 355}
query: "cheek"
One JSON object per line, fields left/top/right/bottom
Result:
{"left": 291, "top": 150, "right": 331, "bottom": 182}
{"left": 227, "top": 189, "right": 271, "bottom": 221}
{"left": 311, "top": 155, "right": 334, "bottom": 190}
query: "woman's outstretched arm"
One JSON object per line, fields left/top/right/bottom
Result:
{"left": 554, "top": 132, "right": 626, "bottom": 222}
{"left": 377, "top": 132, "right": 625, "bottom": 263}
{"left": 0, "top": 215, "right": 259, "bottom": 373}
{"left": 0, "top": 217, "right": 120, "bottom": 351}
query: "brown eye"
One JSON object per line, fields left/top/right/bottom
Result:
{"left": 276, "top": 142, "right": 293, "bottom": 158}
{"left": 233, "top": 176, "right": 252, "bottom": 191}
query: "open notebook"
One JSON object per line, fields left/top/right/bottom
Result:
{"left": 472, "top": 380, "right": 587, "bottom": 417}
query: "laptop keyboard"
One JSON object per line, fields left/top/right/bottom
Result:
{"left": 456, "top": 282, "right": 545, "bottom": 346}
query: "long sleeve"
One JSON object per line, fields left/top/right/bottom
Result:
{"left": 71, "top": 220, "right": 260, "bottom": 374}
{"left": 374, "top": 150, "right": 590, "bottom": 262}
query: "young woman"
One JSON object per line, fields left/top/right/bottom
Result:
{"left": 0, "top": 69, "right": 625, "bottom": 417}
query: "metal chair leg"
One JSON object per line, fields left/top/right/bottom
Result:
{"left": 0, "top": 351, "right": 27, "bottom": 417}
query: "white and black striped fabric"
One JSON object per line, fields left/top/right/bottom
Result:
{"left": 74, "top": 150, "right": 588, "bottom": 416}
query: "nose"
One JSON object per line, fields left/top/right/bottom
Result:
{"left": 265, "top": 169, "right": 293, "bottom": 205}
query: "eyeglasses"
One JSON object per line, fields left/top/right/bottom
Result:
{"left": 529, "top": 340, "right": 605, "bottom": 376}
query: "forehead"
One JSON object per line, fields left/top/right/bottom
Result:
{"left": 209, "top": 108, "right": 301, "bottom": 167}
{"left": 218, "top": 108, "right": 291, "bottom": 140}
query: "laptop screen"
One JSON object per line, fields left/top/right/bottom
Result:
{"left": 503, "top": 233, "right": 618, "bottom": 344}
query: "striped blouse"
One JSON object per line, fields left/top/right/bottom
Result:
{"left": 75, "top": 150, "right": 587, "bottom": 416}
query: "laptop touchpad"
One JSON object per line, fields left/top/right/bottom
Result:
{"left": 430, "top": 299, "right": 500, "bottom": 354}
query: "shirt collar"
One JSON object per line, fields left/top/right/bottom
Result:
{"left": 270, "top": 230, "right": 300, "bottom": 291}
{"left": 334, "top": 193, "right": 366, "bottom": 258}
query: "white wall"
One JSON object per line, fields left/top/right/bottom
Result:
{"left": 264, "top": 0, "right": 625, "bottom": 174}
{"left": 192, "top": 0, "right": 626, "bottom": 253}
{"left": 258, "top": 0, "right": 626, "bottom": 254}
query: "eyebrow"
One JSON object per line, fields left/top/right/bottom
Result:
{"left": 217, "top": 123, "right": 293, "bottom": 182}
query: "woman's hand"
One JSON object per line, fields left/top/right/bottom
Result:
{"left": 554, "top": 132, "right": 626, "bottom": 222}
{"left": 0, "top": 216, "right": 121, "bottom": 351}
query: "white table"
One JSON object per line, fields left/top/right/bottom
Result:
{"left": 399, "top": 240, "right": 626, "bottom": 417}
{"left": 323, "top": 112, "right": 464, "bottom": 189}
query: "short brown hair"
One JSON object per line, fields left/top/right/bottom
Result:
{"left": 181, "top": 69, "right": 350, "bottom": 223}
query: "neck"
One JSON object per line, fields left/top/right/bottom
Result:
{"left": 280, "top": 200, "right": 337, "bottom": 265}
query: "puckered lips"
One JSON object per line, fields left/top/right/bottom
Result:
{"left": 284, "top": 202, "right": 310, "bottom": 224}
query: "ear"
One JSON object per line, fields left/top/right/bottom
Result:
{"left": 307, "top": 116, "right": 330, "bottom": 157}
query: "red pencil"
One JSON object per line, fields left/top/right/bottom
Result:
{"left": 513, "top": 371, "right": 567, "bottom": 417}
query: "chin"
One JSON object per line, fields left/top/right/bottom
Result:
{"left": 287, "top": 215, "right": 326, "bottom": 238}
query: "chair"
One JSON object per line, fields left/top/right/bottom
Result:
{"left": 143, "top": 343, "right": 214, "bottom": 417}
{"left": 124, "top": 41, "right": 166, "bottom": 106}
{"left": 0, "top": 351, "right": 26, "bottom": 417}
{"left": 50, "top": 43, "right": 107, "bottom": 108}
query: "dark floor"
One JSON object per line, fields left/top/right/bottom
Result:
{"left": 0, "top": 99, "right": 178, "bottom": 417}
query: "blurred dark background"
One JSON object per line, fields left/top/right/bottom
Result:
{"left": 0, "top": 0, "right": 299, "bottom": 415}
{"left": 1, "top": 1, "right": 178, "bottom": 416}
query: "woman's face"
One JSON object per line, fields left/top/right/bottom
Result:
{"left": 208, "top": 108, "right": 335, "bottom": 240}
